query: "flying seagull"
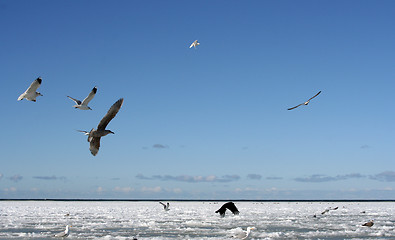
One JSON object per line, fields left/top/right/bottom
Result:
{"left": 67, "top": 86, "right": 97, "bottom": 110}
{"left": 17, "top": 77, "right": 43, "bottom": 102}
{"left": 287, "top": 91, "right": 321, "bottom": 110}
{"left": 54, "top": 225, "right": 71, "bottom": 238}
{"left": 215, "top": 202, "right": 239, "bottom": 217}
{"left": 159, "top": 202, "right": 170, "bottom": 211}
{"left": 362, "top": 220, "right": 374, "bottom": 227}
{"left": 82, "top": 98, "right": 124, "bottom": 156}
{"left": 232, "top": 227, "right": 256, "bottom": 239}
{"left": 189, "top": 40, "right": 200, "bottom": 49}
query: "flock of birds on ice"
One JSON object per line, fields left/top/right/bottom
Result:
{"left": 17, "top": 40, "right": 373, "bottom": 239}
{"left": 17, "top": 40, "right": 322, "bottom": 157}
{"left": 51, "top": 201, "right": 375, "bottom": 239}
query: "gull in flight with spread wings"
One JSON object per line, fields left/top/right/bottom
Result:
{"left": 81, "top": 98, "right": 124, "bottom": 156}
{"left": 189, "top": 40, "right": 200, "bottom": 49}
{"left": 67, "top": 86, "right": 97, "bottom": 110}
{"left": 54, "top": 225, "right": 71, "bottom": 238}
{"left": 287, "top": 91, "right": 321, "bottom": 110}
{"left": 17, "top": 77, "right": 43, "bottom": 102}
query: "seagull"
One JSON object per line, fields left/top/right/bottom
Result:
{"left": 362, "top": 220, "right": 374, "bottom": 227}
{"left": 54, "top": 225, "right": 71, "bottom": 238}
{"left": 232, "top": 227, "right": 256, "bottom": 239}
{"left": 287, "top": 91, "right": 321, "bottom": 110}
{"left": 67, "top": 86, "right": 97, "bottom": 110}
{"left": 215, "top": 202, "right": 239, "bottom": 217}
{"left": 17, "top": 77, "right": 43, "bottom": 102}
{"left": 81, "top": 98, "right": 124, "bottom": 156}
{"left": 159, "top": 202, "right": 170, "bottom": 211}
{"left": 189, "top": 40, "right": 200, "bottom": 49}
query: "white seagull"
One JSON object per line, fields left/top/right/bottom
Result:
{"left": 54, "top": 225, "right": 71, "bottom": 238}
{"left": 67, "top": 86, "right": 97, "bottom": 110}
{"left": 232, "top": 227, "right": 256, "bottom": 239}
{"left": 159, "top": 202, "right": 170, "bottom": 211}
{"left": 189, "top": 40, "right": 200, "bottom": 49}
{"left": 81, "top": 98, "right": 124, "bottom": 156}
{"left": 287, "top": 91, "right": 321, "bottom": 110}
{"left": 17, "top": 77, "right": 43, "bottom": 102}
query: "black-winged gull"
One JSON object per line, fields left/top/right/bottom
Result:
{"left": 287, "top": 91, "right": 321, "bottom": 110}
{"left": 67, "top": 86, "right": 97, "bottom": 110}
{"left": 17, "top": 77, "right": 43, "bottom": 102}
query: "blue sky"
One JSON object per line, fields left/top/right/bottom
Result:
{"left": 1, "top": 0, "right": 395, "bottom": 199}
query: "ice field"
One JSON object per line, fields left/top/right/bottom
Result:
{"left": 0, "top": 201, "right": 394, "bottom": 239}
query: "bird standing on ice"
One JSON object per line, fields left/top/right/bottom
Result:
{"left": 67, "top": 86, "right": 97, "bottom": 110}
{"left": 81, "top": 98, "right": 124, "bottom": 156}
{"left": 287, "top": 91, "right": 321, "bottom": 110}
{"left": 54, "top": 225, "right": 71, "bottom": 238}
{"left": 17, "top": 77, "right": 43, "bottom": 102}
{"left": 189, "top": 40, "right": 200, "bottom": 49}
{"left": 232, "top": 227, "right": 256, "bottom": 239}
{"left": 159, "top": 202, "right": 170, "bottom": 211}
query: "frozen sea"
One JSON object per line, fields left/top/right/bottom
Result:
{"left": 0, "top": 201, "right": 394, "bottom": 239}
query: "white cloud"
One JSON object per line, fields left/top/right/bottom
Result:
{"left": 114, "top": 186, "right": 134, "bottom": 193}
{"left": 141, "top": 186, "right": 162, "bottom": 193}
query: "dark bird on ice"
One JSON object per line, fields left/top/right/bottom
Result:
{"left": 81, "top": 98, "right": 124, "bottom": 156}
{"left": 287, "top": 91, "right": 321, "bottom": 110}
{"left": 362, "top": 220, "right": 374, "bottom": 227}
{"left": 215, "top": 202, "right": 239, "bottom": 217}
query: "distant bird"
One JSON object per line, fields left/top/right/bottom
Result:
{"left": 287, "top": 91, "right": 321, "bottom": 110}
{"left": 321, "top": 209, "right": 330, "bottom": 215}
{"left": 54, "top": 225, "right": 71, "bottom": 238}
{"left": 67, "top": 86, "right": 97, "bottom": 110}
{"left": 215, "top": 202, "right": 239, "bottom": 217}
{"left": 82, "top": 98, "right": 124, "bottom": 156}
{"left": 159, "top": 202, "right": 170, "bottom": 211}
{"left": 362, "top": 220, "right": 374, "bottom": 227}
{"left": 17, "top": 77, "right": 43, "bottom": 102}
{"left": 232, "top": 227, "right": 256, "bottom": 239}
{"left": 189, "top": 40, "right": 200, "bottom": 49}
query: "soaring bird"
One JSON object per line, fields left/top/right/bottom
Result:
{"left": 362, "top": 220, "right": 374, "bottom": 227}
{"left": 215, "top": 202, "right": 239, "bottom": 217}
{"left": 159, "top": 202, "right": 170, "bottom": 211}
{"left": 17, "top": 77, "right": 43, "bottom": 102}
{"left": 54, "top": 225, "right": 71, "bottom": 238}
{"left": 232, "top": 227, "right": 256, "bottom": 239}
{"left": 67, "top": 86, "right": 97, "bottom": 110}
{"left": 189, "top": 40, "right": 200, "bottom": 49}
{"left": 287, "top": 91, "right": 321, "bottom": 110}
{"left": 83, "top": 98, "right": 124, "bottom": 156}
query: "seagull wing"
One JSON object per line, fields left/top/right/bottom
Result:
{"left": 287, "top": 103, "right": 303, "bottom": 110}
{"left": 67, "top": 96, "right": 82, "bottom": 105}
{"left": 159, "top": 202, "right": 166, "bottom": 207}
{"left": 307, "top": 91, "right": 321, "bottom": 101}
{"left": 25, "top": 77, "right": 42, "bottom": 93}
{"left": 81, "top": 86, "right": 97, "bottom": 105}
{"left": 97, "top": 98, "right": 124, "bottom": 130}
{"left": 89, "top": 137, "right": 101, "bottom": 156}
{"left": 189, "top": 42, "right": 195, "bottom": 48}
{"left": 76, "top": 130, "right": 89, "bottom": 135}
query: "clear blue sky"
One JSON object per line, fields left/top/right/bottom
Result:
{"left": 1, "top": 0, "right": 395, "bottom": 199}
